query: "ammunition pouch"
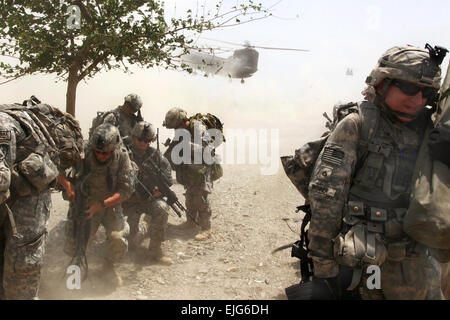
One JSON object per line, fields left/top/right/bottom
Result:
{"left": 178, "top": 164, "right": 208, "bottom": 185}
{"left": 18, "top": 152, "right": 59, "bottom": 192}
{"left": 211, "top": 162, "right": 223, "bottom": 181}
{"left": 333, "top": 201, "right": 389, "bottom": 290}
{"left": 334, "top": 201, "right": 388, "bottom": 268}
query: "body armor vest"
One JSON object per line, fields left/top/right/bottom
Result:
{"left": 82, "top": 147, "right": 124, "bottom": 201}
{"left": 346, "top": 101, "right": 431, "bottom": 241}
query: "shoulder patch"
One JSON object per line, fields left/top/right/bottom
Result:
{"left": 322, "top": 146, "right": 344, "bottom": 166}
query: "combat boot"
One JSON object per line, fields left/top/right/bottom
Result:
{"left": 148, "top": 241, "right": 173, "bottom": 266}
{"left": 128, "top": 222, "right": 148, "bottom": 251}
{"left": 194, "top": 229, "right": 212, "bottom": 241}
{"left": 101, "top": 261, "right": 123, "bottom": 287}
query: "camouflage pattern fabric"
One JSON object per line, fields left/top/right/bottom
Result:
{"left": 442, "top": 263, "right": 450, "bottom": 299}
{"left": 123, "top": 145, "right": 172, "bottom": 246}
{"left": 185, "top": 189, "right": 212, "bottom": 231}
{"left": 123, "top": 199, "right": 169, "bottom": 247}
{"left": 63, "top": 145, "right": 134, "bottom": 263}
{"left": 90, "top": 123, "right": 121, "bottom": 153}
{"left": 0, "top": 105, "right": 82, "bottom": 300}
{"left": 82, "top": 147, "right": 134, "bottom": 202}
{"left": 1, "top": 190, "right": 51, "bottom": 300}
{"left": 307, "top": 103, "right": 442, "bottom": 299}
{"left": 0, "top": 150, "right": 11, "bottom": 204}
{"left": 164, "top": 116, "right": 215, "bottom": 230}
{"left": 124, "top": 94, "right": 143, "bottom": 112}
{"left": 163, "top": 107, "right": 188, "bottom": 129}
{"left": 165, "top": 120, "right": 214, "bottom": 194}
{"left": 90, "top": 106, "right": 142, "bottom": 139}
{"left": 64, "top": 205, "right": 129, "bottom": 263}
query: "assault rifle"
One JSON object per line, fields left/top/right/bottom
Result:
{"left": 68, "top": 175, "right": 90, "bottom": 280}
{"left": 122, "top": 134, "right": 187, "bottom": 218}
{"left": 138, "top": 155, "right": 186, "bottom": 218}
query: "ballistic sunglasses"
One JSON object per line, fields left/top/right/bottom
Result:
{"left": 391, "top": 79, "right": 437, "bottom": 99}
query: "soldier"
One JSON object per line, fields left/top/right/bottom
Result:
{"left": 162, "top": 108, "right": 221, "bottom": 241}
{"left": 302, "top": 44, "right": 447, "bottom": 299}
{"left": 0, "top": 101, "right": 84, "bottom": 300}
{"left": 122, "top": 121, "right": 173, "bottom": 265}
{"left": 89, "top": 93, "right": 144, "bottom": 139}
{"left": 63, "top": 123, "right": 133, "bottom": 287}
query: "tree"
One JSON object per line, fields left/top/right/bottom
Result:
{"left": 0, "top": 0, "right": 272, "bottom": 116}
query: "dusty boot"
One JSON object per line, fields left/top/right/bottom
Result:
{"left": 148, "top": 241, "right": 173, "bottom": 266}
{"left": 128, "top": 222, "right": 148, "bottom": 251}
{"left": 101, "top": 261, "right": 123, "bottom": 287}
{"left": 194, "top": 229, "right": 212, "bottom": 241}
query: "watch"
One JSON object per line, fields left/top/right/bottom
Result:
{"left": 100, "top": 200, "right": 106, "bottom": 209}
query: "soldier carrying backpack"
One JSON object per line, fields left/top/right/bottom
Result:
{"left": 282, "top": 44, "right": 449, "bottom": 300}
{"left": 89, "top": 93, "right": 144, "bottom": 139}
{"left": 162, "top": 107, "right": 224, "bottom": 241}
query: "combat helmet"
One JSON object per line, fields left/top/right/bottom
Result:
{"left": 90, "top": 123, "right": 121, "bottom": 153}
{"left": 362, "top": 44, "right": 448, "bottom": 106}
{"left": 163, "top": 107, "right": 188, "bottom": 129}
{"left": 131, "top": 121, "right": 156, "bottom": 142}
{"left": 124, "top": 93, "right": 143, "bottom": 112}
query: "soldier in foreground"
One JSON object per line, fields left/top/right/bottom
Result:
{"left": 162, "top": 108, "right": 223, "bottom": 241}
{"left": 89, "top": 93, "right": 144, "bottom": 139}
{"left": 63, "top": 123, "right": 133, "bottom": 287}
{"left": 0, "top": 99, "right": 84, "bottom": 299}
{"left": 285, "top": 44, "right": 448, "bottom": 299}
{"left": 122, "top": 121, "right": 173, "bottom": 265}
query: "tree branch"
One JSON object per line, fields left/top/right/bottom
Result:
{"left": 0, "top": 72, "right": 29, "bottom": 85}
{"left": 78, "top": 51, "right": 109, "bottom": 82}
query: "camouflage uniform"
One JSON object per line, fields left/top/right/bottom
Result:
{"left": 306, "top": 45, "right": 446, "bottom": 299}
{"left": 163, "top": 108, "right": 214, "bottom": 235}
{"left": 0, "top": 102, "right": 83, "bottom": 300}
{"left": 63, "top": 143, "right": 134, "bottom": 264}
{"left": 123, "top": 144, "right": 172, "bottom": 249}
{"left": 89, "top": 93, "right": 143, "bottom": 139}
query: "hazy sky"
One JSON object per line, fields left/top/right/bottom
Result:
{"left": 1, "top": 0, "right": 449, "bottom": 161}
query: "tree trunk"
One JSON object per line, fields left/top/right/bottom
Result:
{"left": 66, "top": 64, "right": 79, "bottom": 117}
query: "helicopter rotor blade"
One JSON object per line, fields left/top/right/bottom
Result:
{"left": 199, "top": 37, "right": 309, "bottom": 52}
{"left": 250, "top": 45, "right": 309, "bottom": 52}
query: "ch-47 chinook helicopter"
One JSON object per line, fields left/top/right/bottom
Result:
{"left": 180, "top": 39, "right": 309, "bottom": 83}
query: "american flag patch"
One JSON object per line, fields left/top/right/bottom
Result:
{"left": 322, "top": 147, "right": 344, "bottom": 166}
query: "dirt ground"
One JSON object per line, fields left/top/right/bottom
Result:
{"left": 39, "top": 164, "right": 305, "bottom": 300}
{"left": 38, "top": 163, "right": 450, "bottom": 300}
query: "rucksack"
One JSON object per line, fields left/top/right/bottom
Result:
{"left": 189, "top": 113, "right": 226, "bottom": 144}
{"left": 89, "top": 110, "right": 118, "bottom": 139}
{"left": 88, "top": 108, "right": 143, "bottom": 139}
{"left": 281, "top": 102, "right": 378, "bottom": 201}
{"left": 189, "top": 113, "right": 225, "bottom": 181}
{"left": 403, "top": 64, "right": 450, "bottom": 250}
